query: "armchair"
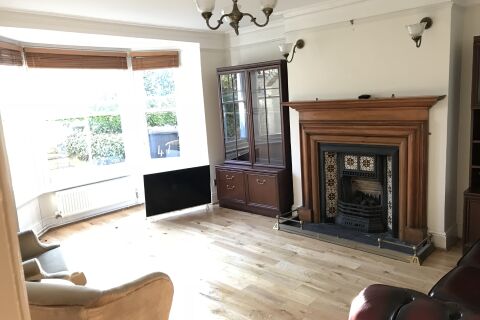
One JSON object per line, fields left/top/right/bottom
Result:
{"left": 18, "top": 230, "right": 86, "bottom": 285}
{"left": 27, "top": 272, "right": 174, "bottom": 320}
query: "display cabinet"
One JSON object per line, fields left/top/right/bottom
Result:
{"left": 464, "top": 36, "right": 480, "bottom": 252}
{"left": 215, "top": 60, "right": 293, "bottom": 217}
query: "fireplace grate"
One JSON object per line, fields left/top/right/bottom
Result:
{"left": 336, "top": 200, "right": 386, "bottom": 233}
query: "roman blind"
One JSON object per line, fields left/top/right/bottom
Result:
{"left": 24, "top": 48, "right": 128, "bottom": 69}
{"left": 130, "top": 51, "right": 179, "bottom": 71}
{"left": 0, "top": 42, "right": 23, "bottom": 66}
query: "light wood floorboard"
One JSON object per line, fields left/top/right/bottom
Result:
{"left": 41, "top": 205, "right": 461, "bottom": 320}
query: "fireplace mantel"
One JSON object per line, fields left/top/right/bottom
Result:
{"left": 283, "top": 95, "right": 445, "bottom": 244}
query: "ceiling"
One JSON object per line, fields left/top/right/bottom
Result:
{"left": 0, "top": 0, "right": 327, "bottom": 32}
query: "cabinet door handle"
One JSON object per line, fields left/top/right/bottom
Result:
{"left": 256, "top": 179, "right": 267, "bottom": 185}
{"left": 226, "top": 185, "right": 236, "bottom": 190}
{"left": 225, "top": 174, "right": 235, "bottom": 180}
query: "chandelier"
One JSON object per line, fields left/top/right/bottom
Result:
{"left": 193, "top": 0, "right": 278, "bottom": 35}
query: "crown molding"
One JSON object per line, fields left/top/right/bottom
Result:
{"left": 279, "top": 0, "right": 368, "bottom": 18}
{"left": 0, "top": 9, "right": 227, "bottom": 50}
{"left": 283, "top": 0, "right": 451, "bottom": 33}
{"left": 226, "top": 19, "right": 285, "bottom": 48}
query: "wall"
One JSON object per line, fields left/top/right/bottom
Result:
{"left": 228, "top": 4, "right": 456, "bottom": 247}
{"left": 200, "top": 48, "right": 228, "bottom": 202}
{"left": 0, "top": 115, "right": 30, "bottom": 320}
{"left": 456, "top": 4, "right": 480, "bottom": 239}
{"left": 444, "top": 4, "right": 465, "bottom": 248}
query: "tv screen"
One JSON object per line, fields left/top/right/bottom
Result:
{"left": 144, "top": 165, "right": 211, "bottom": 217}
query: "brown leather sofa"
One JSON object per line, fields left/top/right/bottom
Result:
{"left": 349, "top": 240, "right": 480, "bottom": 319}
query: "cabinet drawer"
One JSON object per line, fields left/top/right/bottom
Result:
{"left": 218, "top": 180, "right": 245, "bottom": 202}
{"left": 246, "top": 173, "right": 278, "bottom": 208}
{"left": 216, "top": 169, "right": 245, "bottom": 202}
{"left": 217, "top": 170, "right": 243, "bottom": 182}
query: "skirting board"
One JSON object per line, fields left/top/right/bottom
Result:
{"left": 38, "top": 200, "right": 139, "bottom": 236}
{"left": 429, "top": 223, "right": 459, "bottom": 249}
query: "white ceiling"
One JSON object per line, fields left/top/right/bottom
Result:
{"left": 0, "top": 0, "right": 327, "bottom": 32}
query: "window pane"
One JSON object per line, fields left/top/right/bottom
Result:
{"left": 88, "top": 115, "right": 125, "bottom": 165}
{"left": 47, "top": 118, "right": 89, "bottom": 170}
{"left": 140, "top": 68, "right": 180, "bottom": 159}
{"left": 37, "top": 69, "right": 127, "bottom": 175}
{"left": 146, "top": 111, "right": 179, "bottom": 158}
{"left": 264, "top": 69, "right": 279, "bottom": 89}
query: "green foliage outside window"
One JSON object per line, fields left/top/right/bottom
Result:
{"left": 146, "top": 111, "right": 177, "bottom": 127}
{"left": 65, "top": 131, "right": 89, "bottom": 162}
{"left": 88, "top": 115, "right": 122, "bottom": 134}
{"left": 61, "top": 116, "right": 125, "bottom": 165}
{"left": 91, "top": 134, "right": 125, "bottom": 162}
{"left": 143, "top": 70, "right": 175, "bottom": 97}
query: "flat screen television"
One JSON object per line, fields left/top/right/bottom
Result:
{"left": 144, "top": 165, "right": 211, "bottom": 217}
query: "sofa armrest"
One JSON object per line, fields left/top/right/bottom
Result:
{"left": 27, "top": 272, "right": 174, "bottom": 320}
{"left": 89, "top": 272, "right": 174, "bottom": 320}
{"left": 349, "top": 284, "right": 426, "bottom": 320}
{"left": 18, "top": 230, "right": 60, "bottom": 261}
{"left": 23, "top": 258, "right": 47, "bottom": 281}
{"left": 26, "top": 280, "right": 102, "bottom": 307}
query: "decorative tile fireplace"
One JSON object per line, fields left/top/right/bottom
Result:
{"left": 319, "top": 144, "right": 399, "bottom": 236}
{"left": 278, "top": 96, "right": 445, "bottom": 263}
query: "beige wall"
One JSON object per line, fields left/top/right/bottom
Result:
{"left": 444, "top": 4, "right": 464, "bottom": 247}
{"left": 0, "top": 116, "right": 30, "bottom": 319}
{"left": 228, "top": 5, "right": 458, "bottom": 247}
{"left": 200, "top": 48, "right": 228, "bottom": 201}
{"left": 456, "top": 4, "right": 480, "bottom": 239}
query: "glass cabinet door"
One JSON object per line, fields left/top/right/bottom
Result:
{"left": 250, "top": 68, "right": 284, "bottom": 166}
{"left": 219, "top": 72, "right": 250, "bottom": 162}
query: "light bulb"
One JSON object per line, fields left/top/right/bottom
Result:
{"left": 194, "top": 0, "right": 215, "bottom": 13}
{"left": 260, "top": 0, "right": 278, "bottom": 9}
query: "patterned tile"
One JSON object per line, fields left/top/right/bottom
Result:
{"left": 360, "top": 156, "right": 375, "bottom": 172}
{"left": 325, "top": 152, "right": 338, "bottom": 218}
{"left": 387, "top": 156, "right": 393, "bottom": 231}
{"left": 344, "top": 155, "right": 358, "bottom": 170}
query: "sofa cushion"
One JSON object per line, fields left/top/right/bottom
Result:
{"left": 395, "top": 297, "right": 469, "bottom": 320}
{"left": 37, "top": 247, "right": 69, "bottom": 275}
{"left": 429, "top": 265, "right": 480, "bottom": 313}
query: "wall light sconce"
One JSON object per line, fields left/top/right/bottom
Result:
{"left": 193, "top": 0, "right": 277, "bottom": 36}
{"left": 279, "top": 39, "right": 305, "bottom": 63}
{"left": 406, "top": 17, "right": 433, "bottom": 48}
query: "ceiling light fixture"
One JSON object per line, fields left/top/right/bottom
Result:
{"left": 406, "top": 17, "right": 433, "bottom": 48}
{"left": 279, "top": 39, "right": 305, "bottom": 63}
{"left": 193, "top": 0, "right": 277, "bottom": 35}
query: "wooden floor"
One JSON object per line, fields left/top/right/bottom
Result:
{"left": 41, "top": 205, "right": 461, "bottom": 320}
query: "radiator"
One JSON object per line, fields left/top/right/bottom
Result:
{"left": 55, "top": 177, "right": 137, "bottom": 217}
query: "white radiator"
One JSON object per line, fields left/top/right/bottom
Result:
{"left": 55, "top": 177, "right": 137, "bottom": 217}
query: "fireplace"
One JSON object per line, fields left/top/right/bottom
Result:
{"left": 319, "top": 144, "right": 399, "bottom": 235}
{"left": 277, "top": 96, "right": 445, "bottom": 263}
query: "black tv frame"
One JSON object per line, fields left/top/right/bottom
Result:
{"left": 144, "top": 165, "right": 211, "bottom": 218}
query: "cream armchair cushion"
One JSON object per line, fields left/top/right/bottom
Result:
{"left": 27, "top": 272, "right": 174, "bottom": 320}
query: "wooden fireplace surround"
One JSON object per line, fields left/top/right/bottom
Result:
{"left": 284, "top": 96, "right": 445, "bottom": 244}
